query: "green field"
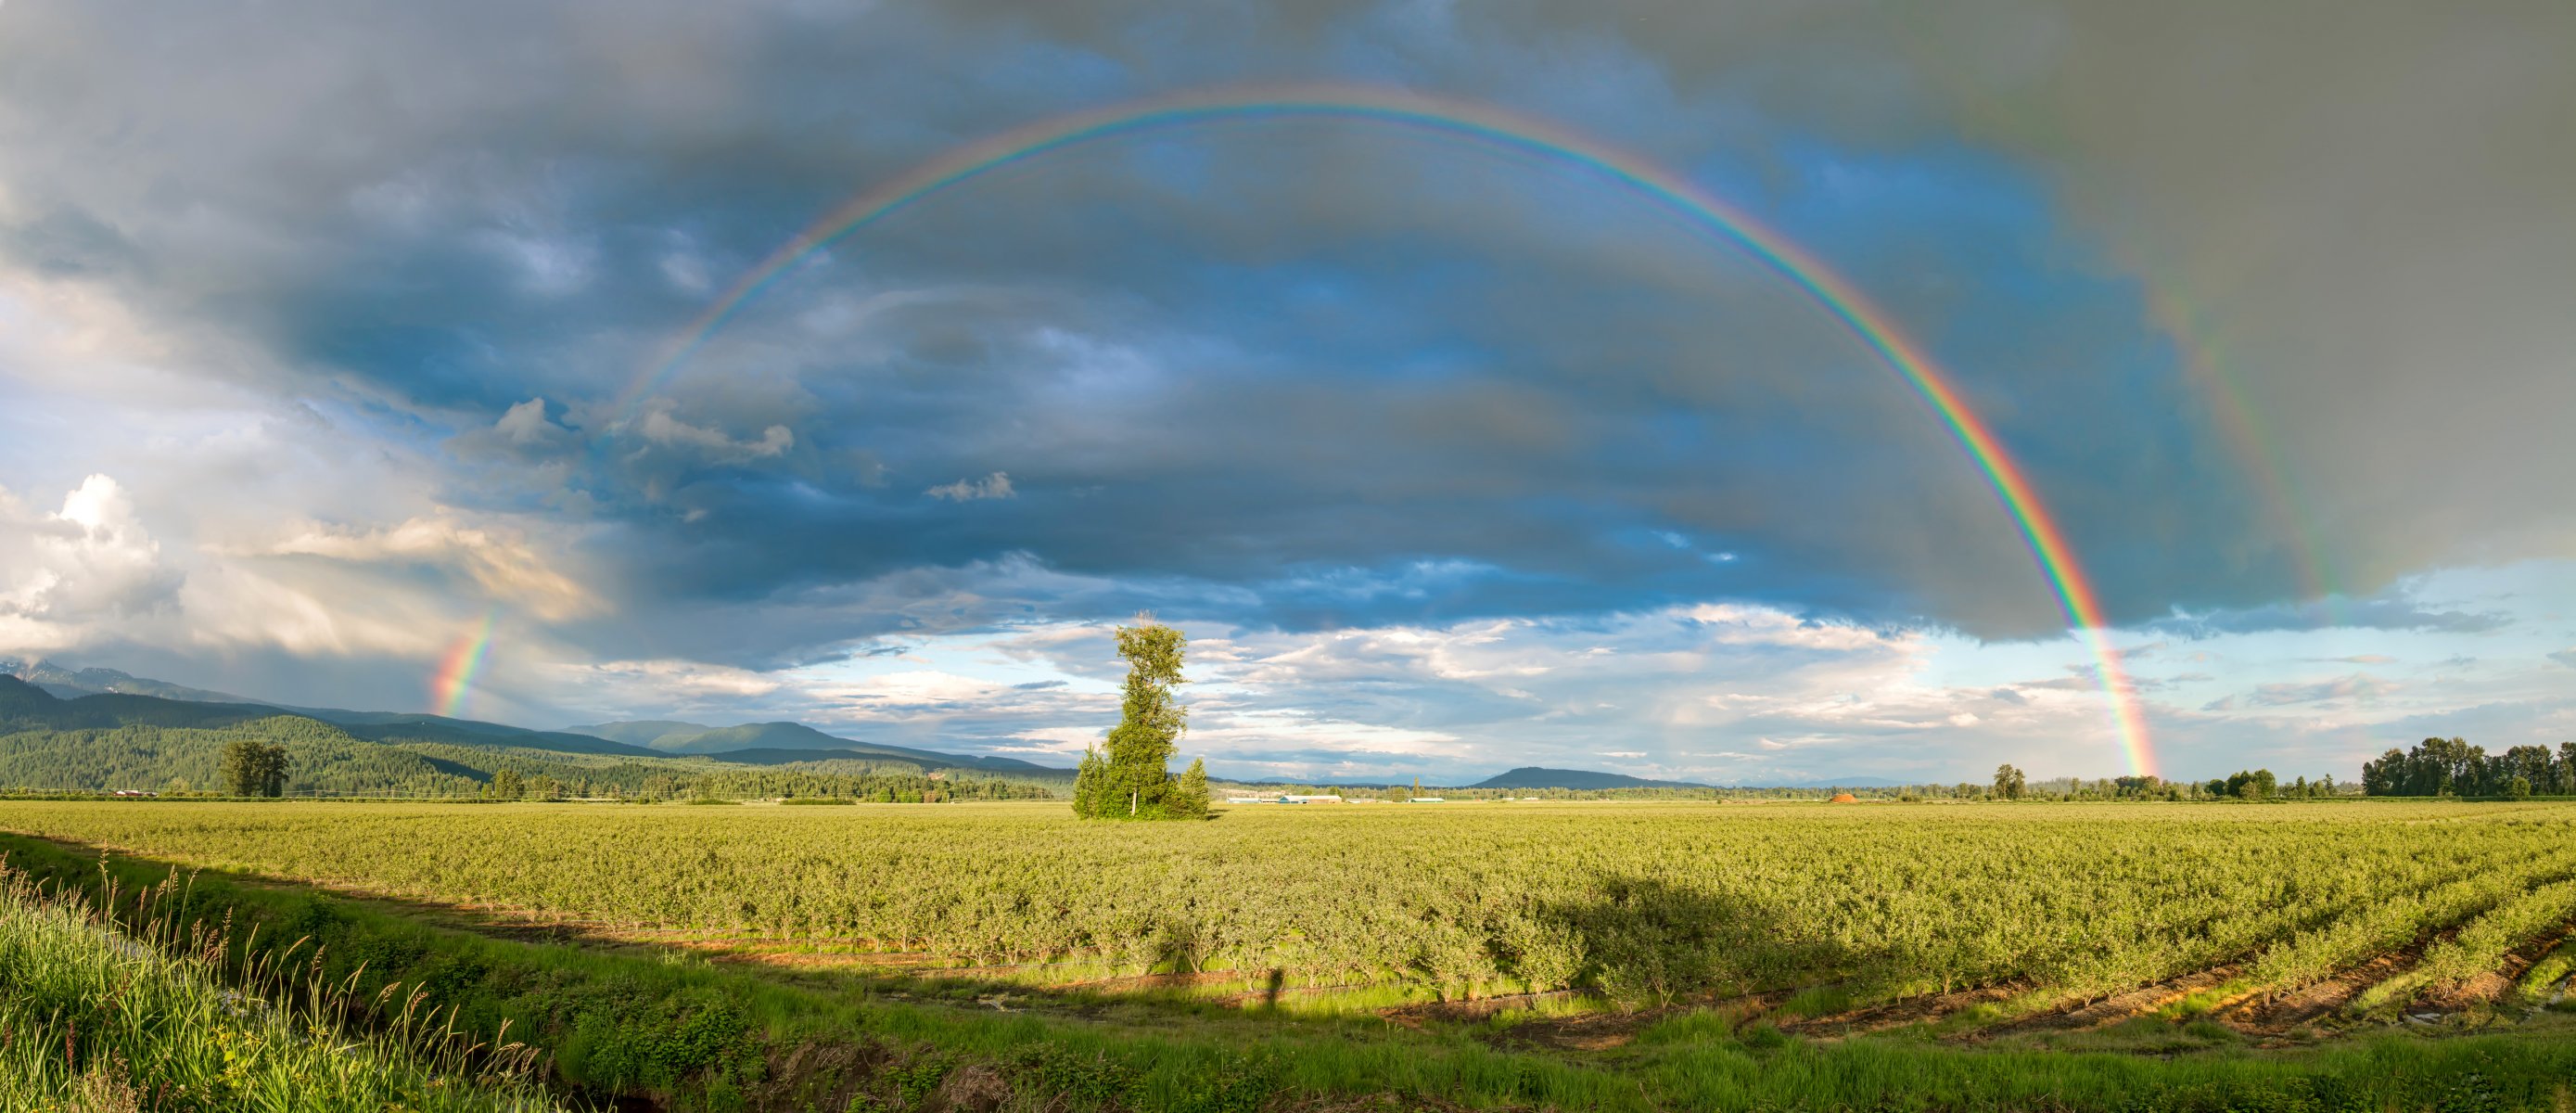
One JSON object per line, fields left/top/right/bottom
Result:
{"left": 4, "top": 799, "right": 2575, "bottom": 1110}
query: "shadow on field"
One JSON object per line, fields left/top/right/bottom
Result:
{"left": 1553, "top": 874, "right": 1852, "bottom": 1004}
{"left": 1379, "top": 872, "right": 1896, "bottom": 1050}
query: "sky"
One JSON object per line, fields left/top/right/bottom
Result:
{"left": 1, "top": 0, "right": 2570, "bottom": 786}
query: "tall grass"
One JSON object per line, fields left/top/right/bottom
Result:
{"left": 0, "top": 859, "right": 567, "bottom": 1112}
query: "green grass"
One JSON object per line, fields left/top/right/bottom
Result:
{"left": 0, "top": 858, "right": 564, "bottom": 1111}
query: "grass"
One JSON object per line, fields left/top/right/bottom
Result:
{"left": 0, "top": 858, "right": 565, "bottom": 1112}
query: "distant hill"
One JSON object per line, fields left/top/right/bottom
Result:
{"left": 0, "top": 661, "right": 1071, "bottom": 780}
{"left": 557, "top": 720, "right": 713, "bottom": 748}
{"left": 0, "top": 676, "right": 1059, "bottom": 799}
{"left": 1, "top": 658, "right": 260, "bottom": 705}
{"left": 0, "top": 674, "right": 291, "bottom": 732}
{"left": 0, "top": 662, "right": 663, "bottom": 760}
{"left": 561, "top": 720, "right": 1070, "bottom": 776}
{"left": 318, "top": 716, "right": 665, "bottom": 758}
{"left": 1469, "top": 766, "right": 1710, "bottom": 790}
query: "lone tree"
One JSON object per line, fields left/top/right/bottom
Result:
{"left": 219, "top": 739, "right": 289, "bottom": 798}
{"left": 1074, "top": 616, "right": 1210, "bottom": 820}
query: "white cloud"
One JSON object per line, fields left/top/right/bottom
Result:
{"left": 634, "top": 404, "right": 794, "bottom": 461}
{"left": 493, "top": 398, "right": 563, "bottom": 445}
{"left": 552, "top": 658, "right": 785, "bottom": 702}
{"left": 0, "top": 476, "right": 180, "bottom": 649}
{"left": 925, "top": 471, "right": 1014, "bottom": 502}
{"left": 256, "top": 515, "right": 599, "bottom": 620}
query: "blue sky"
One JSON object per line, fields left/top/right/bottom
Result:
{"left": 1, "top": 0, "right": 2570, "bottom": 785}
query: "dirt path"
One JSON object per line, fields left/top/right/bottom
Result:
{"left": 1774, "top": 983, "right": 2025, "bottom": 1040}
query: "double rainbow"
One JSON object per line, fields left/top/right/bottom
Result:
{"left": 618, "top": 83, "right": 2155, "bottom": 775}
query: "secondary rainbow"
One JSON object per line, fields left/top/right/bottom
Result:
{"left": 620, "top": 83, "right": 2157, "bottom": 775}
{"left": 432, "top": 613, "right": 495, "bottom": 719}
{"left": 2140, "top": 281, "right": 2345, "bottom": 625}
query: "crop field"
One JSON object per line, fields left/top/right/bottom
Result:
{"left": 8, "top": 799, "right": 2576, "bottom": 1110}
{"left": 7, "top": 799, "right": 2576, "bottom": 1032}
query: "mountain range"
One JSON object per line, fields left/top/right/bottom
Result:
{"left": 557, "top": 719, "right": 1067, "bottom": 774}
{"left": 2, "top": 658, "right": 1911, "bottom": 791}
{"left": 0, "top": 672, "right": 1071, "bottom": 800}
{"left": 1, "top": 658, "right": 1064, "bottom": 775}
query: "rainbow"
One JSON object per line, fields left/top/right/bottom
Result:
{"left": 621, "top": 83, "right": 2156, "bottom": 775}
{"left": 432, "top": 613, "right": 494, "bottom": 719}
{"left": 2140, "top": 282, "right": 2345, "bottom": 624}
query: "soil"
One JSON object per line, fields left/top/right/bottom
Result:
{"left": 1777, "top": 983, "right": 2025, "bottom": 1040}
{"left": 1976, "top": 966, "right": 2247, "bottom": 1039}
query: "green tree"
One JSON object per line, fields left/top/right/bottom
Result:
{"left": 1072, "top": 745, "right": 1112, "bottom": 817}
{"left": 526, "top": 774, "right": 561, "bottom": 800}
{"left": 487, "top": 767, "right": 524, "bottom": 800}
{"left": 1074, "top": 616, "right": 1202, "bottom": 821}
{"left": 1171, "top": 758, "right": 1210, "bottom": 819}
{"left": 218, "top": 738, "right": 287, "bottom": 798}
{"left": 219, "top": 738, "right": 261, "bottom": 797}
{"left": 2508, "top": 775, "right": 2533, "bottom": 800}
{"left": 1992, "top": 763, "right": 2025, "bottom": 800}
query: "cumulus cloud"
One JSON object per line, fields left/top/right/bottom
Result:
{"left": 494, "top": 398, "right": 566, "bottom": 445}
{"left": 925, "top": 472, "right": 1015, "bottom": 502}
{"left": 0, "top": 476, "right": 181, "bottom": 647}
{"left": 634, "top": 406, "right": 795, "bottom": 463}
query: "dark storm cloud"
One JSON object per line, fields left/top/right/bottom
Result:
{"left": 1514, "top": 0, "right": 2576, "bottom": 602}
{"left": 6, "top": 0, "right": 2516, "bottom": 671}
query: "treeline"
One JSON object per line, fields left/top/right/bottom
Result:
{"left": 0, "top": 720, "right": 484, "bottom": 798}
{"left": 1210, "top": 774, "right": 2350, "bottom": 804}
{"left": 0, "top": 722, "right": 1054, "bottom": 802}
{"left": 2364, "top": 736, "right": 2576, "bottom": 798}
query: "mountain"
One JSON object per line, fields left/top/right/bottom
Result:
{"left": 0, "top": 677, "right": 1060, "bottom": 799}
{"left": 709, "top": 747, "right": 1069, "bottom": 775}
{"left": 1468, "top": 766, "right": 1711, "bottom": 790}
{"left": 318, "top": 715, "right": 666, "bottom": 758}
{"left": 557, "top": 720, "right": 713, "bottom": 748}
{"left": 0, "top": 661, "right": 661, "bottom": 760}
{"left": 561, "top": 720, "right": 1070, "bottom": 776}
{"left": 631, "top": 722, "right": 856, "bottom": 755}
{"left": 0, "top": 674, "right": 296, "bottom": 731}
{"left": 1, "top": 658, "right": 260, "bottom": 705}
{"left": 0, "top": 660, "right": 1071, "bottom": 778}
